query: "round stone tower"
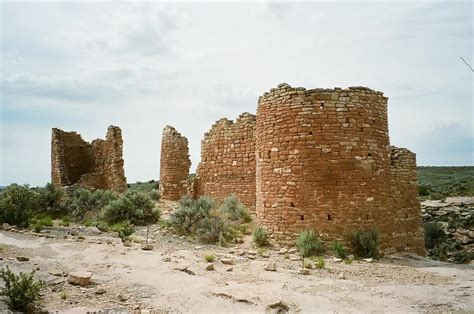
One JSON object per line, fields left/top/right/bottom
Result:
{"left": 256, "top": 83, "right": 394, "bottom": 246}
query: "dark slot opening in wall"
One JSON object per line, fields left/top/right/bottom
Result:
{"left": 368, "top": 153, "right": 372, "bottom": 157}
{"left": 320, "top": 103, "right": 325, "bottom": 109}
{"left": 290, "top": 203, "right": 295, "bottom": 207}
{"left": 308, "top": 131, "right": 313, "bottom": 135}
{"left": 328, "top": 214, "right": 331, "bottom": 220}
{"left": 405, "top": 214, "right": 409, "bottom": 219}
{"left": 300, "top": 215, "right": 304, "bottom": 221}
{"left": 366, "top": 215, "right": 369, "bottom": 220}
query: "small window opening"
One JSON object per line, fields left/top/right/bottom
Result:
{"left": 308, "top": 131, "right": 313, "bottom": 135}
{"left": 319, "top": 103, "right": 325, "bottom": 109}
{"left": 345, "top": 118, "right": 349, "bottom": 123}
{"left": 290, "top": 202, "right": 295, "bottom": 207}
{"left": 327, "top": 214, "right": 331, "bottom": 220}
{"left": 300, "top": 215, "right": 305, "bottom": 221}
{"left": 368, "top": 153, "right": 372, "bottom": 157}
{"left": 366, "top": 214, "right": 369, "bottom": 220}
{"left": 405, "top": 214, "right": 409, "bottom": 219}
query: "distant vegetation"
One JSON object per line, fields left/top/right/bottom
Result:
{"left": 417, "top": 166, "right": 474, "bottom": 200}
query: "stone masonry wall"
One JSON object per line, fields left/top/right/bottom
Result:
{"left": 196, "top": 113, "right": 256, "bottom": 207}
{"left": 51, "top": 126, "right": 127, "bottom": 193}
{"left": 159, "top": 126, "right": 191, "bottom": 201}
{"left": 389, "top": 147, "right": 426, "bottom": 255}
{"left": 255, "top": 83, "right": 424, "bottom": 254}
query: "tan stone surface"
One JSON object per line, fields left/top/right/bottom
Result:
{"left": 51, "top": 125, "right": 126, "bottom": 193}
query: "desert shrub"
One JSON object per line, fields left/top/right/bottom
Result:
{"left": 159, "top": 218, "right": 171, "bottom": 229}
{"left": 311, "top": 256, "right": 325, "bottom": 269}
{"left": 101, "top": 190, "right": 159, "bottom": 225}
{"left": 253, "top": 227, "right": 269, "bottom": 247}
{"left": 170, "top": 196, "right": 215, "bottom": 234}
{"left": 110, "top": 220, "right": 135, "bottom": 240}
{"left": 196, "top": 215, "right": 230, "bottom": 244}
{"left": 351, "top": 228, "right": 379, "bottom": 258}
{"left": 37, "top": 183, "right": 64, "bottom": 215}
{"left": 0, "top": 184, "right": 40, "bottom": 227}
{"left": 92, "top": 220, "right": 110, "bottom": 232}
{"left": 30, "top": 214, "right": 53, "bottom": 232}
{"left": 219, "top": 194, "right": 251, "bottom": 222}
{"left": 424, "top": 222, "right": 446, "bottom": 249}
{"left": 0, "top": 266, "right": 44, "bottom": 312}
{"left": 418, "top": 185, "right": 430, "bottom": 196}
{"left": 239, "top": 223, "right": 250, "bottom": 235}
{"left": 344, "top": 258, "right": 353, "bottom": 265}
{"left": 148, "top": 189, "right": 161, "bottom": 201}
{"left": 330, "top": 240, "right": 348, "bottom": 259}
{"left": 204, "top": 254, "right": 215, "bottom": 262}
{"left": 84, "top": 219, "right": 93, "bottom": 227}
{"left": 60, "top": 217, "right": 70, "bottom": 227}
{"left": 297, "top": 230, "right": 323, "bottom": 268}
{"left": 67, "top": 188, "right": 119, "bottom": 220}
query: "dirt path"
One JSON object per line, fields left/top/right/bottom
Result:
{"left": 0, "top": 225, "right": 473, "bottom": 313}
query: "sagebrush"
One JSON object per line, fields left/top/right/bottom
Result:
{"left": 0, "top": 266, "right": 44, "bottom": 312}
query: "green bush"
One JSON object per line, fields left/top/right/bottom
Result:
{"left": 101, "top": 190, "right": 159, "bottom": 225}
{"left": 297, "top": 230, "right": 323, "bottom": 267}
{"left": 312, "top": 256, "right": 325, "bottom": 269}
{"left": 60, "top": 217, "right": 70, "bottom": 227}
{"left": 37, "top": 183, "right": 64, "bottom": 215}
{"left": 66, "top": 188, "right": 119, "bottom": 220}
{"left": 253, "top": 227, "right": 269, "bottom": 247}
{"left": 30, "top": 214, "right": 53, "bottom": 232}
{"left": 149, "top": 189, "right": 161, "bottom": 201}
{"left": 351, "top": 228, "right": 379, "bottom": 258}
{"left": 0, "top": 184, "right": 40, "bottom": 227}
{"left": 330, "top": 240, "right": 348, "bottom": 259}
{"left": 219, "top": 194, "right": 251, "bottom": 222}
{"left": 196, "top": 216, "right": 231, "bottom": 244}
{"left": 0, "top": 266, "right": 44, "bottom": 312}
{"left": 424, "top": 222, "right": 446, "bottom": 249}
{"left": 110, "top": 220, "right": 135, "bottom": 240}
{"left": 170, "top": 196, "right": 215, "bottom": 234}
{"left": 418, "top": 185, "right": 430, "bottom": 196}
{"left": 204, "top": 254, "right": 215, "bottom": 262}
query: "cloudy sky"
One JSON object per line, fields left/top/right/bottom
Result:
{"left": 1, "top": 1, "right": 472, "bottom": 187}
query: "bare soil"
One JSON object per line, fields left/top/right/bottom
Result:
{"left": 0, "top": 219, "right": 473, "bottom": 313}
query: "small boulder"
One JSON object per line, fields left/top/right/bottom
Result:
{"left": 205, "top": 263, "right": 215, "bottom": 271}
{"left": 278, "top": 248, "right": 288, "bottom": 255}
{"left": 118, "top": 293, "right": 129, "bottom": 302}
{"left": 338, "top": 272, "right": 345, "bottom": 280}
{"left": 16, "top": 256, "right": 29, "bottom": 262}
{"left": 363, "top": 258, "right": 374, "bottom": 263}
{"left": 264, "top": 262, "right": 277, "bottom": 271}
{"left": 333, "top": 258, "right": 342, "bottom": 263}
{"left": 221, "top": 259, "right": 234, "bottom": 265}
{"left": 49, "top": 270, "right": 62, "bottom": 276}
{"left": 141, "top": 244, "right": 154, "bottom": 251}
{"left": 289, "top": 255, "right": 300, "bottom": 261}
{"left": 68, "top": 271, "right": 92, "bottom": 286}
{"left": 226, "top": 266, "right": 233, "bottom": 272}
{"left": 95, "top": 288, "right": 106, "bottom": 295}
{"left": 298, "top": 269, "right": 310, "bottom": 275}
{"left": 288, "top": 248, "right": 297, "bottom": 254}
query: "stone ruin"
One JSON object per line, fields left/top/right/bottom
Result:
{"left": 159, "top": 126, "right": 191, "bottom": 200}
{"left": 158, "top": 83, "right": 425, "bottom": 255}
{"left": 51, "top": 125, "right": 126, "bottom": 193}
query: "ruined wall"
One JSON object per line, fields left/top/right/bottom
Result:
{"left": 255, "top": 83, "right": 424, "bottom": 254}
{"left": 196, "top": 113, "right": 256, "bottom": 207}
{"left": 389, "top": 147, "right": 426, "bottom": 255}
{"left": 51, "top": 126, "right": 127, "bottom": 193}
{"left": 159, "top": 126, "right": 191, "bottom": 201}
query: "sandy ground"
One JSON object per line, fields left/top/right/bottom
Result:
{"left": 0, "top": 224, "right": 473, "bottom": 313}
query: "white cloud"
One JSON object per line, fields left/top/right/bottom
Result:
{"left": 0, "top": 2, "right": 472, "bottom": 186}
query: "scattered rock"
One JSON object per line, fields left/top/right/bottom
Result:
{"left": 226, "top": 266, "right": 233, "bottom": 272}
{"left": 298, "top": 269, "right": 310, "bottom": 275}
{"left": 118, "top": 293, "right": 129, "bottom": 302}
{"left": 206, "top": 263, "right": 215, "bottom": 271}
{"left": 49, "top": 270, "right": 62, "bottom": 276}
{"left": 266, "top": 301, "right": 290, "bottom": 314}
{"left": 194, "top": 246, "right": 203, "bottom": 250}
{"left": 235, "top": 250, "right": 245, "bottom": 256}
{"left": 363, "top": 258, "right": 374, "bottom": 263}
{"left": 141, "top": 244, "right": 154, "bottom": 251}
{"left": 16, "top": 256, "right": 29, "bottom": 262}
{"left": 333, "top": 258, "right": 343, "bottom": 263}
{"left": 95, "top": 288, "right": 107, "bottom": 295}
{"left": 278, "top": 248, "right": 288, "bottom": 255}
{"left": 264, "top": 262, "right": 277, "bottom": 271}
{"left": 288, "top": 248, "right": 297, "bottom": 254}
{"left": 2, "top": 223, "right": 11, "bottom": 230}
{"left": 289, "top": 255, "right": 300, "bottom": 261}
{"left": 338, "top": 272, "right": 346, "bottom": 280}
{"left": 221, "top": 259, "right": 234, "bottom": 265}
{"left": 67, "top": 271, "right": 92, "bottom": 286}
{"left": 162, "top": 257, "right": 171, "bottom": 262}
{"left": 262, "top": 253, "right": 270, "bottom": 258}
{"left": 173, "top": 266, "right": 196, "bottom": 276}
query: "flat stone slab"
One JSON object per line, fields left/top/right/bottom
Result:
{"left": 68, "top": 271, "right": 92, "bottom": 286}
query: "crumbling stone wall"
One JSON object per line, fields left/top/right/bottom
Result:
{"left": 51, "top": 126, "right": 126, "bottom": 193}
{"left": 389, "top": 147, "right": 426, "bottom": 255}
{"left": 159, "top": 126, "right": 191, "bottom": 201}
{"left": 255, "top": 83, "right": 424, "bottom": 254}
{"left": 196, "top": 113, "right": 256, "bottom": 207}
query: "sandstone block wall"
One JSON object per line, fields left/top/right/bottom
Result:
{"left": 255, "top": 83, "right": 424, "bottom": 254}
{"left": 389, "top": 147, "right": 426, "bottom": 255}
{"left": 159, "top": 126, "right": 191, "bottom": 200}
{"left": 196, "top": 113, "right": 256, "bottom": 207}
{"left": 51, "top": 126, "right": 126, "bottom": 193}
